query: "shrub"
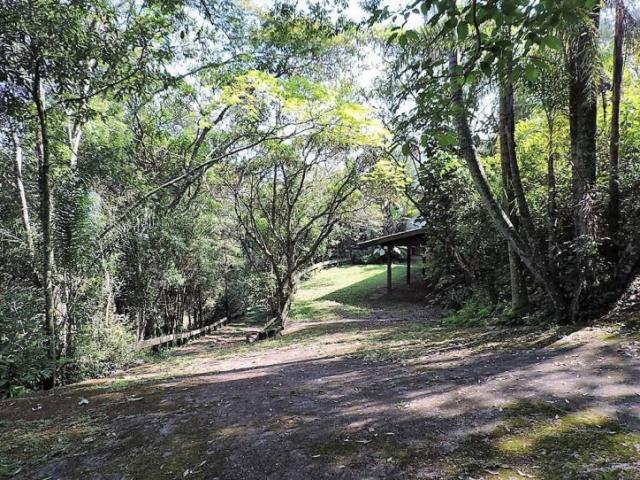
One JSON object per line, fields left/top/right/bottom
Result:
{"left": 441, "top": 298, "right": 495, "bottom": 327}
{"left": 0, "top": 287, "right": 51, "bottom": 398}
{"left": 73, "top": 315, "right": 137, "bottom": 379}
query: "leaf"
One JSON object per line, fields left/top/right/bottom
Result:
{"left": 436, "top": 132, "right": 457, "bottom": 147}
{"left": 543, "top": 35, "right": 563, "bottom": 50}
{"left": 525, "top": 64, "right": 539, "bottom": 82}
{"left": 457, "top": 22, "right": 469, "bottom": 41}
{"left": 401, "top": 143, "right": 411, "bottom": 156}
{"left": 466, "top": 70, "right": 480, "bottom": 85}
{"left": 405, "top": 30, "right": 418, "bottom": 42}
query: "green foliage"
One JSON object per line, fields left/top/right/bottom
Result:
{"left": 73, "top": 316, "right": 137, "bottom": 379}
{"left": 441, "top": 298, "right": 494, "bottom": 327}
{"left": 0, "top": 287, "right": 50, "bottom": 397}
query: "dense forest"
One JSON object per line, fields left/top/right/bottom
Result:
{"left": 1, "top": 0, "right": 640, "bottom": 401}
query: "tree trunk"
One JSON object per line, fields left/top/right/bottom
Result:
{"left": 568, "top": 7, "right": 600, "bottom": 239}
{"left": 499, "top": 75, "right": 529, "bottom": 313}
{"left": 567, "top": 6, "right": 600, "bottom": 321}
{"left": 68, "top": 120, "right": 82, "bottom": 170}
{"left": 608, "top": 1, "right": 624, "bottom": 260}
{"left": 448, "top": 51, "right": 566, "bottom": 321}
{"left": 546, "top": 115, "right": 559, "bottom": 274}
{"left": 33, "top": 60, "right": 57, "bottom": 389}
{"left": 11, "top": 129, "right": 36, "bottom": 263}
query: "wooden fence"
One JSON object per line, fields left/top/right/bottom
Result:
{"left": 134, "top": 316, "right": 229, "bottom": 350}
{"left": 300, "top": 257, "right": 350, "bottom": 277}
{"left": 135, "top": 258, "right": 351, "bottom": 348}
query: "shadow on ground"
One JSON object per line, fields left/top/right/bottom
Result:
{"left": 2, "top": 265, "right": 640, "bottom": 479}
{"left": 1, "top": 316, "right": 639, "bottom": 480}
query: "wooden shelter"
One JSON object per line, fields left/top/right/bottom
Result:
{"left": 358, "top": 228, "right": 427, "bottom": 293}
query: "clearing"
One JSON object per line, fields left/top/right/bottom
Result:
{"left": 2, "top": 264, "right": 640, "bottom": 479}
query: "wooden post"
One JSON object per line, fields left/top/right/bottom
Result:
{"left": 387, "top": 245, "right": 392, "bottom": 293}
{"left": 406, "top": 245, "right": 411, "bottom": 284}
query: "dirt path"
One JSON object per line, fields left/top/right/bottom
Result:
{"left": 2, "top": 266, "right": 640, "bottom": 480}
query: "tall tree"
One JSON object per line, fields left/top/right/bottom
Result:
{"left": 608, "top": 0, "right": 626, "bottom": 260}
{"left": 565, "top": 4, "right": 601, "bottom": 319}
{"left": 0, "top": 0, "right": 181, "bottom": 387}
{"left": 448, "top": 50, "right": 567, "bottom": 320}
{"left": 498, "top": 41, "right": 529, "bottom": 313}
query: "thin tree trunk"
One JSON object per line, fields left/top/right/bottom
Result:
{"left": 499, "top": 74, "right": 529, "bottom": 313}
{"left": 608, "top": 1, "right": 624, "bottom": 260}
{"left": 546, "top": 116, "right": 559, "bottom": 273}
{"left": 11, "top": 129, "right": 36, "bottom": 262}
{"left": 104, "top": 268, "right": 112, "bottom": 323}
{"left": 68, "top": 120, "right": 82, "bottom": 170}
{"left": 33, "top": 59, "right": 57, "bottom": 389}
{"left": 448, "top": 51, "right": 566, "bottom": 321}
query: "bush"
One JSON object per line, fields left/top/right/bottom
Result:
{"left": 441, "top": 298, "right": 495, "bottom": 327}
{"left": 0, "top": 286, "right": 51, "bottom": 398}
{"left": 73, "top": 315, "right": 138, "bottom": 379}
{"left": 351, "top": 250, "right": 370, "bottom": 265}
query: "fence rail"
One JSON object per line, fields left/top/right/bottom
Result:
{"left": 136, "top": 259, "right": 351, "bottom": 348}
{"left": 300, "top": 257, "right": 350, "bottom": 277}
{"left": 134, "top": 316, "right": 229, "bottom": 350}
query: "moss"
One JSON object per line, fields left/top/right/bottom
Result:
{"left": 502, "top": 399, "right": 564, "bottom": 419}
{"left": 447, "top": 401, "right": 640, "bottom": 480}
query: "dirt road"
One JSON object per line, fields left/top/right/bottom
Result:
{"left": 2, "top": 266, "right": 640, "bottom": 479}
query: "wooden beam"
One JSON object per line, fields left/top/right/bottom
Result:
{"left": 387, "top": 245, "right": 392, "bottom": 293}
{"left": 406, "top": 247, "right": 411, "bottom": 284}
{"left": 134, "top": 316, "right": 229, "bottom": 350}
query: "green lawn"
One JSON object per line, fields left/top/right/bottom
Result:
{"left": 291, "top": 264, "right": 408, "bottom": 321}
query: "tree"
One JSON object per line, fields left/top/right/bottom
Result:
{"left": 608, "top": 0, "right": 626, "bottom": 260}
{"left": 225, "top": 73, "right": 385, "bottom": 325}
{"left": 498, "top": 36, "right": 529, "bottom": 313}
{"left": 0, "top": 0, "right": 212, "bottom": 387}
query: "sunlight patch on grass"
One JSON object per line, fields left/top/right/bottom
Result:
{"left": 291, "top": 264, "right": 406, "bottom": 322}
{"left": 448, "top": 399, "right": 640, "bottom": 479}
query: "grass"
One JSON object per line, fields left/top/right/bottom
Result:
{"left": 291, "top": 264, "right": 410, "bottom": 322}
{"left": 445, "top": 399, "right": 640, "bottom": 479}
{"left": 353, "top": 321, "right": 566, "bottom": 363}
{"left": 190, "top": 263, "right": 421, "bottom": 361}
{"left": 0, "top": 414, "right": 108, "bottom": 477}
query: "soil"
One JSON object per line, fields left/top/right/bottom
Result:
{"left": 2, "top": 278, "right": 640, "bottom": 480}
